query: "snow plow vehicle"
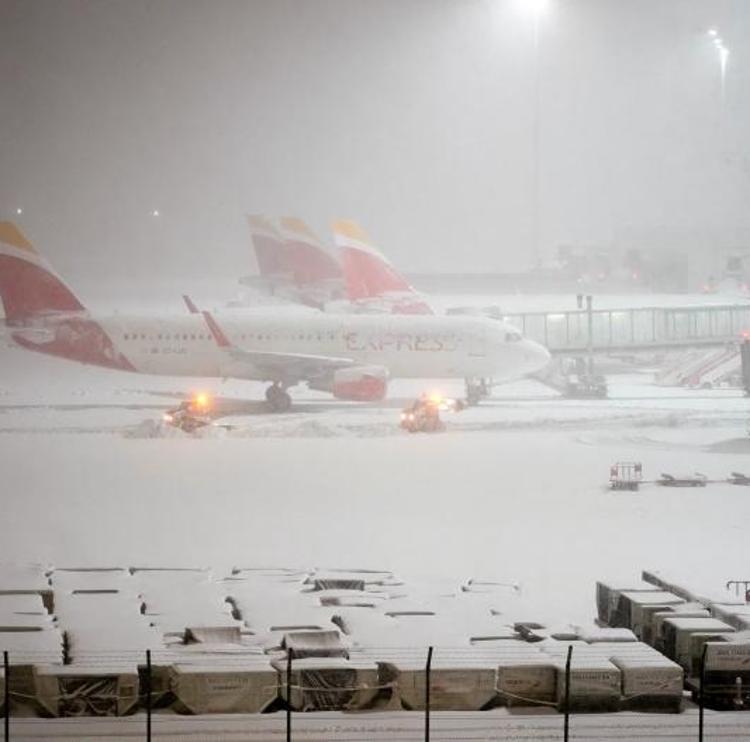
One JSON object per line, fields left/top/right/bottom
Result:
{"left": 163, "top": 393, "right": 214, "bottom": 434}
{"left": 400, "top": 394, "right": 465, "bottom": 434}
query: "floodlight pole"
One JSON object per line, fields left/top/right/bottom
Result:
{"left": 531, "top": 7, "right": 542, "bottom": 268}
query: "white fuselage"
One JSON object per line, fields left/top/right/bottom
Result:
{"left": 85, "top": 311, "right": 549, "bottom": 383}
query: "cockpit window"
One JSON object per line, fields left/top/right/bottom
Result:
{"left": 506, "top": 331, "right": 522, "bottom": 342}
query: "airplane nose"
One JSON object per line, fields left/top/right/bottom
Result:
{"left": 523, "top": 339, "right": 551, "bottom": 373}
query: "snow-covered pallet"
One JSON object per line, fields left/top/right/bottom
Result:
{"left": 611, "top": 655, "right": 684, "bottom": 712}
{"left": 704, "top": 641, "right": 750, "bottom": 688}
{"left": 52, "top": 568, "right": 138, "bottom": 596}
{"left": 170, "top": 659, "right": 278, "bottom": 714}
{"left": 650, "top": 605, "right": 712, "bottom": 653}
{"left": 660, "top": 617, "right": 735, "bottom": 673}
{"left": 686, "top": 640, "right": 750, "bottom": 709}
{"left": 281, "top": 629, "right": 349, "bottom": 659}
{"left": 381, "top": 656, "right": 499, "bottom": 711}
{"left": 616, "top": 591, "right": 686, "bottom": 640}
{"left": 496, "top": 657, "right": 556, "bottom": 707}
{"left": 710, "top": 604, "right": 750, "bottom": 631}
{"left": 595, "top": 580, "right": 665, "bottom": 626}
{"left": 0, "top": 564, "right": 53, "bottom": 613}
{"left": 554, "top": 657, "right": 621, "bottom": 713}
{"left": 273, "top": 656, "right": 380, "bottom": 711}
{"left": 0, "top": 628, "right": 64, "bottom": 666}
{"left": 34, "top": 663, "right": 139, "bottom": 717}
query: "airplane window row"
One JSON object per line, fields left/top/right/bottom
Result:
{"left": 120, "top": 332, "right": 339, "bottom": 343}
{"left": 505, "top": 332, "right": 522, "bottom": 342}
{"left": 123, "top": 333, "right": 211, "bottom": 341}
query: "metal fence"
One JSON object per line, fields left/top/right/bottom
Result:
{"left": 1, "top": 644, "right": 743, "bottom": 742}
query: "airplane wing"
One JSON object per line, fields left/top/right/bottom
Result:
{"left": 201, "top": 310, "right": 354, "bottom": 384}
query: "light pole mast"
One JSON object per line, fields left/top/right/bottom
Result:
{"left": 531, "top": 5, "right": 541, "bottom": 269}
{"left": 521, "top": 0, "right": 549, "bottom": 269}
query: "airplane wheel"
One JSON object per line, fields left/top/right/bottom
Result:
{"left": 266, "top": 385, "right": 292, "bottom": 412}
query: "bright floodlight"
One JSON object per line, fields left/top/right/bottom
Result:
{"left": 15, "top": 207, "right": 22, "bottom": 215}
{"left": 708, "top": 28, "right": 718, "bottom": 38}
{"left": 152, "top": 209, "right": 160, "bottom": 217}
{"left": 516, "top": 0, "right": 550, "bottom": 17}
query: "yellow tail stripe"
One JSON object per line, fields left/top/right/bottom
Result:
{"left": 0, "top": 222, "right": 35, "bottom": 254}
{"left": 332, "top": 219, "right": 370, "bottom": 244}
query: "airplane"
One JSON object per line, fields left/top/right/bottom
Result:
{"left": 240, "top": 215, "right": 345, "bottom": 309}
{"left": 241, "top": 217, "right": 500, "bottom": 402}
{"left": 0, "top": 222, "right": 550, "bottom": 412}
{"left": 242, "top": 216, "right": 432, "bottom": 315}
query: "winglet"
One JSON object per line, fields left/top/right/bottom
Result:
{"left": 201, "top": 311, "right": 232, "bottom": 349}
{"left": 182, "top": 294, "right": 199, "bottom": 314}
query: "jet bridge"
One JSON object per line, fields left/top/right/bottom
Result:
{"left": 505, "top": 303, "right": 750, "bottom": 354}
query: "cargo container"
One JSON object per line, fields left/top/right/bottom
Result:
{"left": 34, "top": 663, "right": 138, "bottom": 717}
{"left": 171, "top": 660, "right": 278, "bottom": 714}
{"left": 660, "top": 617, "right": 734, "bottom": 672}
{"left": 274, "top": 656, "right": 380, "bottom": 711}
{"left": 611, "top": 655, "right": 683, "bottom": 712}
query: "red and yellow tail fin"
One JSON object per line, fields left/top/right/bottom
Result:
{"left": 278, "top": 216, "right": 342, "bottom": 285}
{"left": 0, "top": 222, "right": 85, "bottom": 322}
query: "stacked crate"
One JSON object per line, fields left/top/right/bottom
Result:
{"left": 0, "top": 566, "right": 63, "bottom": 711}
{"left": 41, "top": 568, "right": 152, "bottom": 717}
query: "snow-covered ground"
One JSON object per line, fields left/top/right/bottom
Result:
{"left": 2, "top": 290, "right": 750, "bottom": 736}
{"left": 1, "top": 339, "right": 748, "bottom": 629}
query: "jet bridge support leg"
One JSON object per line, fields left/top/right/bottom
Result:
{"left": 465, "top": 378, "right": 490, "bottom": 406}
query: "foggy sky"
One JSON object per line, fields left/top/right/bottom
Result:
{"left": 1, "top": 0, "right": 749, "bottom": 292}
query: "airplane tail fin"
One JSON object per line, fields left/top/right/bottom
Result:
{"left": 278, "top": 216, "right": 343, "bottom": 288}
{"left": 332, "top": 220, "right": 433, "bottom": 314}
{"left": 0, "top": 222, "right": 85, "bottom": 323}
{"left": 247, "top": 215, "right": 288, "bottom": 278}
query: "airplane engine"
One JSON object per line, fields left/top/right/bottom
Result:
{"left": 331, "top": 365, "right": 388, "bottom": 401}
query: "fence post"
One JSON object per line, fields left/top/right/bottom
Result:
{"left": 699, "top": 643, "right": 707, "bottom": 742}
{"left": 286, "top": 652, "right": 292, "bottom": 742}
{"left": 564, "top": 645, "right": 572, "bottom": 742}
{"left": 4, "top": 651, "right": 9, "bottom": 742}
{"left": 145, "top": 649, "right": 152, "bottom": 742}
{"left": 424, "top": 646, "right": 433, "bottom": 742}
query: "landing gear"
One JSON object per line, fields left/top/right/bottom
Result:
{"left": 265, "top": 383, "right": 292, "bottom": 413}
{"left": 465, "top": 378, "right": 490, "bottom": 406}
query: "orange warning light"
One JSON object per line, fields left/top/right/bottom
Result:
{"left": 192, "top": 392, "right": 211, "bottom": 410}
